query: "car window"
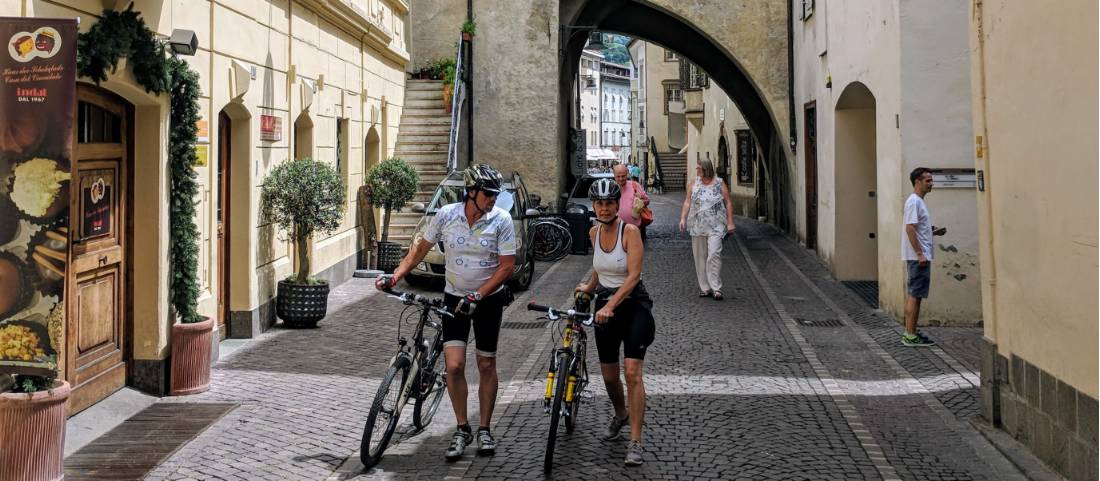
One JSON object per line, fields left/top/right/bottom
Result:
{"left": 427, "top": 184, "right": 520, "bottom": 218}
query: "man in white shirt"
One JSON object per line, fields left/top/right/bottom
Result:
{"left": 376, "top": 164, "right": 516, "bottom": 459}
{"left": 901, "top": 167, "right": 946, "bottom": 347}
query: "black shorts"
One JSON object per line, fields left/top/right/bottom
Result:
{"left": 593, "top": 283, "right": 656, "bottom": 364}
{"left": 443, "top": 289, "right": 510, "bottom": 357}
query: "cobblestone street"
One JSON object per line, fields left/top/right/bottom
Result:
{"left": 129, "top": 193, "right": 1026, "bottom": 481}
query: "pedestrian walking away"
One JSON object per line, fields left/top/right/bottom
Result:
{"left": 613, "top": 164, "right": 651, "bottom": 243}
{"left": 678, "top": 158, "right": 735, "bottom": 300}
{"left": 901, "top": 167, "right": 947, "bottom": 347}
{"left": 376, "top": 163, "right": 517, "bottom": 461}
{"left": 575, "top": 178, "right": 656, "bottom": 467}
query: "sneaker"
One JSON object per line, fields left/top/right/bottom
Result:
{"left": 901, "top": 332, "right": 936, "bottom": 347}
{"left": 624, "top": 440, "right": 644, "bottom": 466}
{"left": 602, "top": 415, "right": 628, "bottom": 441}
{"left": 445, "top": 428, "right": 472, "bottom": 461}
{"left": 713, "top": 291, "right": 724, "bottom": 301}
{"left": 476, "top": 428, "right": 496, "bottom": 456}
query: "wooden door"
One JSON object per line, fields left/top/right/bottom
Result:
{"left": 804, "top": 101, "right": 818, "bottom": 249}
{"left": 216, "top": 113, "right": 230, "bottom": 339}
{"left": 68, "top": 85, "right": 129, "bottom": 413}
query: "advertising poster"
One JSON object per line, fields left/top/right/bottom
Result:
{"left": 0, "top": 18, "right": 77, "bottom": 377}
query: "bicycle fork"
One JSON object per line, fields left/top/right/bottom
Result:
{"left": 544, "top": 328, "right": 577, "bottom": 413}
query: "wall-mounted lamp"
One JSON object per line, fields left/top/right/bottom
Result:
{"left": 825, "top": 75, "right": 832, "bottom": 89}
{"left": 168, "top": 29, "right": 199, "bottom": 56}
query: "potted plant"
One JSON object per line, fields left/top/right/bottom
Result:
{"left": 261, "top": 158, "right": 346, "bottom": 328}
{"left": 365, "top": 157, "right": 419, "bottom": 273}
{"left": 461, "top": 19, "right": 476, "bottom": 41}
{"left": 0, "top": 373, "right": 69, "bottom": 481}
{"left": 442, "top": 60, "right": 457, "bottom": 112}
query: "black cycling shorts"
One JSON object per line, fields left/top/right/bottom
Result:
{"left": 442, "top": 289, "right": 510, "bottom": 357}
{"left": 593, "top": 283, "right": 656, "bottom": 364}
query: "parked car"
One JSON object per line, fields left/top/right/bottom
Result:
{"left": 404, "top": 170, "right": 540, "bottom": 290}
{"left": 561, "top": 172, "right": 615, "bottom": 218}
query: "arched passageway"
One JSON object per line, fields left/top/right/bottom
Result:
{"left": 560, "top": 0, "right": 794, "bottom": 231}
{"left": 833, "top": 82, "right": 878, "bottom": 281}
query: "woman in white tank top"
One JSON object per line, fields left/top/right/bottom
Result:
{"left": 574, "top": 178, "right": 655, "bottom": 466}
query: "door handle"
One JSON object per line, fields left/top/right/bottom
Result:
{"left": 98, "top": 255, "right": 108, "bottom": 265}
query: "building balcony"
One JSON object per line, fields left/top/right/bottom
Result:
{"left": 668, "top": 100, "right": 685, "bottom": 115}
{"left": 684, "top": 89, "right": 704, "bottom": 114}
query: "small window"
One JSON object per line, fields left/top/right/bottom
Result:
{"left": 664, "top": 49, "right": 678, "bottom": 61}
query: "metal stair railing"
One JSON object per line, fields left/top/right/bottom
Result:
{"left": 446, "top": 36, "right": 467, "bottom": 173}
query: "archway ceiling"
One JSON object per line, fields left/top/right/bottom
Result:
{"left": 564, "top": 0, "right": 783, "bottom": 157}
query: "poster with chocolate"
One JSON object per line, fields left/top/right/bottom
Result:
{"left": 0, "top": 18, "right": 76, "bottom": 376}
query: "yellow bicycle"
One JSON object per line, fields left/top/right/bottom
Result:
{"left": 526, "top": 293, "right": 594, "bottom": 473}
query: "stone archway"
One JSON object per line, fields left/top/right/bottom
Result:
{"left": 560, "top": 0, "right": 794, "bottom": 230}
{"left": 833, "top": 82, "right": 878, "bottom": 281}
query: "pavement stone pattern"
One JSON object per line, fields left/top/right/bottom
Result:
{"left": 132, "top": 192, "right": 1025, "bottom": 480}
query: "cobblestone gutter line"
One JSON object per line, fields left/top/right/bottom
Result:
{"left": 765, "top": 243, "right": 1026, "bottom": 481}
{"left": 735, "top": 236, "right": 903, "bottom": 481}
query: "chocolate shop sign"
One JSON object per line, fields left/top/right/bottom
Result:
{"left": 0, "top": 18, "right": 77, "bottom": 377}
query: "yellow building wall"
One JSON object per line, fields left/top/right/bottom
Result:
{"left": 8, "top": 0, "right": 409, "bottom": 360}
{"left": 971, "top": 0, "right": 1098, "bottom": 397}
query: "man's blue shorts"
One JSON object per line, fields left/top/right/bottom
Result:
{"left": 906, "top": 260, "right": 931, "bottom": 299}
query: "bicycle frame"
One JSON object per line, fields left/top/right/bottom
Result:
{"left": 386, "top": 292, "right": 446, "bottom": 417}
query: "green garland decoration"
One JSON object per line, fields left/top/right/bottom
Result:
{"left": 76, "top": 8, "right": 203, "bottom": 323}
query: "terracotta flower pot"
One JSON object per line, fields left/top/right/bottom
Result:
{"left": 442, "top": 84, "right": 454, "bottom": 113}
{"left": 462, "top": 32, "right": 472, "bottom": 41}
{"left": 170, "top": 317, "right": 213, "bottom": 396}
{"left": 0, "top": 380, "right": 70, "bottom": 481}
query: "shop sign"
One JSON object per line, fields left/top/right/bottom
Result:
{"left": 260, "top": 114, "right": 282, "bottom": 142}
{"left": 0, "top": 17, "right": 78, "bottom": 377}
{"left": 195, "top": 119, "right": 209, "bottom": 143}
{"left": 79, "top": 173, "right": 112, "bottom": 239}
{"left": 194, "top": 144, "right": 208, "bottom": 167}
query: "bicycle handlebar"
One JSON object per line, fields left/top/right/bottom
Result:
{"left": 526, "top": 302, "right": 593, "bottom": 326}
{"left": 384, "top": 288, "right": 452, "bottom": 318}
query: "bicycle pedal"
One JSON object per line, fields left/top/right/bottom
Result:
{"left": 578, "top": 390, "right": 595, "bottom": 400}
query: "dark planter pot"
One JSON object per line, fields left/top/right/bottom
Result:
{"left": 170, "top": 317, "right": 213, "bottom": 396}
{"left": 276, "top": 280, "right": 330, "bottom": 328}
{"left": 377, "top": 241, "right": 404, "bottom": 274}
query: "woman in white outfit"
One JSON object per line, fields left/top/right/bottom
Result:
{"left": 678, "top": 158, "right": 735, "bottom": 300}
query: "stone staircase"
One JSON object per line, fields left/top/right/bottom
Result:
{"left": 659, "top": 152, "right": 688, "bottom": 191}
{"left": 386, "top": 79, "right": 453, "bottom": 246}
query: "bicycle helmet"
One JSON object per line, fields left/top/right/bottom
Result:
{"left": 464, "top": 164, "right": 504, "bottom": 194}
{"left": 588, "top": 178, "right": 621, "bottom": 201}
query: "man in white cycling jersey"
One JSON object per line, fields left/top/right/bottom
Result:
{"left": 376, "top": 163, "right": 516, "bottom": 461}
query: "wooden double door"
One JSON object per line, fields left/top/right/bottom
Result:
{"left": 67, "top": 85, "right": 131, "bottom": 413}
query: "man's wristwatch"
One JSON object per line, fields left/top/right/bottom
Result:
{"left": 472, "top": 291, "right": 483, "bottom": 302}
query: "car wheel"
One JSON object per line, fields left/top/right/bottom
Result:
{"left": 510, "top": 255, "right": 535, "bottom": 291}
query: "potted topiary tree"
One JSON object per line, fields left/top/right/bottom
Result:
{"left": 0, "top": 372, "right": 69, "bottom": 481}
{"left": 365, "top": 157, "right": 419, "bottom": 273}
{"left": 261, "top": 158, "right": 346, "bottom": 328}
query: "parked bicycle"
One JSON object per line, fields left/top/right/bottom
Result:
{"left": 360, "top": 288, "right": 451, "bottom": 468}
{"left": 530, "top": 216, "right": 573, "bottom": 262}
{"left": 527, "top": 295, "right": 594, "bottom": 472}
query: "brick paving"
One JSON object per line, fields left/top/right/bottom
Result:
{"left": 130, "top": 192, "right": 1026, "bottom": 480}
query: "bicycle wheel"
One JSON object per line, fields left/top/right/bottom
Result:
{"left": 413, "top": 331, "right": 447, "bottom": 430}
{"left": 361, "top": 355, "right": 411, "bottom": 468}
{"left": 544, "top": 351, "right": 572, "bottom": 473}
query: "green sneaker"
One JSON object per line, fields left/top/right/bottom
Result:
{"left": 901, "top": 332, "right": 935, "bottom": 347}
